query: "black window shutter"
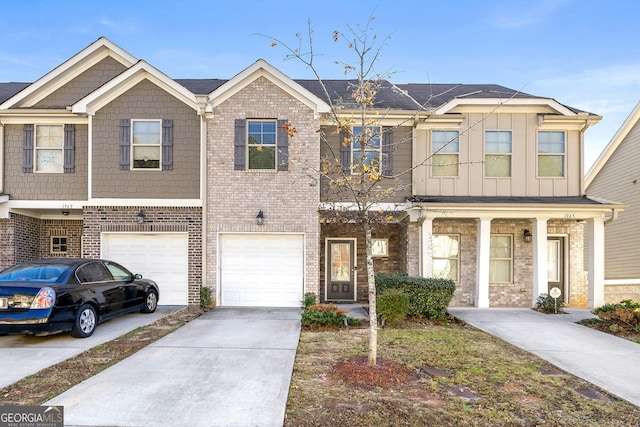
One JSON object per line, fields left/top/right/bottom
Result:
{"left": 382, "top": 126, "right": 393, "bottom": 176}
{"left": 339, "top": 129, "right": 350, "bottom": 174}
{"left": 119, "top": 119, "right": 131, "bottom": 170}
{"left": 277, "top": 119, "right": 289, "bottom": 171}
{"left": 64, "top": 124, "right": 75, "bottom": 173}
{"left": 162, "top": 119, "right": 173, "bottom": 171}
{"left": 23, "top": 124, "right": 34, "bottom": 173}
{"left": 234, "top": 119, "right": 246, "bottom": 170}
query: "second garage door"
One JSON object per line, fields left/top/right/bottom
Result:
{"left": 219, "top": 233, "right": 304, "bottom": 307}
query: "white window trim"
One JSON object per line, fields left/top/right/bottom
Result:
{"left": 484, "top": 130, "right": 512, "bottom": 178}
{"left": 490, "top": 234, "right": 513, "bottom": 284}
{"left": 351, "top": 125, "right": 382, "bottom": 175}
{"left": 537, "top": 130, "right": 566, "bottom": 178}
{"left": 432, "top": 234, "right": 460, "bottom": 282}
{"left": 35, "top": 124, "right": 64, "bottom": 173}
{"left": 247, "top": 119, "right": 277, "bottom": 170}
{"left": 131, "top": 119, "right": 162, "bottom": 171}
{"left": 51, "top": 236, "right": 68, "bottom": 254}
{"left": 371, "top": 238, "right": 389, "bottom": 257}
{"left": 431, "top": 129, "right": 460, "bottom": 177}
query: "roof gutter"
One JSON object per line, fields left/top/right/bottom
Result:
{"left": 605, "top": 207, "right": 620, "bottom": 225}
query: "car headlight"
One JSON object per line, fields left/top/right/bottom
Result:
{"left": 31, "top": 287, "right": 56, "bottom": 309}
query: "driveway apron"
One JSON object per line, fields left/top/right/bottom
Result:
{"left": 47, "top": 307, "right": 301, "bottom": 427}
{"left": 449, "top": 308, "right": 640, "bottom": 408}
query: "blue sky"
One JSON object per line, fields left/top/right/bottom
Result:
{"left": 1, "top": 0, "right": 639, "bottom": 170}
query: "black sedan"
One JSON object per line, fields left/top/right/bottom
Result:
{"left": 0, "top": 258, "right": 159, "bottom": 338}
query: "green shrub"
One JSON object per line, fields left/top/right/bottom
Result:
{"left": 200, "top": 286, "right": 214, "bottom": 310}
{"left": 593, "top": 299, "right": 640, "bottom": 326}
{"left": 301, "top": 292, "right": 317, "bottom": 310}
{"left": 535, "top": 293, "right": 565, "bottom": 313}
{"left": 300, "top": 303, "right": 362, "bottom": 329}
{"left": 377, "top": 289, "right": 409, "bottom": 325}
{"left": 375, "top": 273, "right": 455, "bottom": 320}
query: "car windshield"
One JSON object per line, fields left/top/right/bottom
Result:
{"left": 0, "top": 264, "right": 69, "bottom": 283}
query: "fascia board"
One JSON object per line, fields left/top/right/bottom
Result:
{"left": 434, "top": 98, "right": 577, "bottom": 116}
{"left": 0, "top": 37, "right": 137, "bottom": 109}
{"left": 585, "top": 101, "right": 640, "bottom": 188}
{"left": 0, "top": 113, "right": 88, "bottom": 125}
{"left": 208, "top": 59, "right": 330, "bottom": 114}
{"left": 72, "top": 61, "right": 198, "bottom": 114}
{"left": 417, "top": 203, "right": 623, "bottom": 220}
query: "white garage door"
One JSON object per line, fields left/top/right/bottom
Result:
{"left": 220, "top": 234, "right": 304, "bottom": 307}
{"left": 102, "top": 233, "right": 189, "bottom": 305}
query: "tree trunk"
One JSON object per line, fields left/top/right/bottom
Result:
{"left": 365, "top": 222, "right": 377, "bottom": 366}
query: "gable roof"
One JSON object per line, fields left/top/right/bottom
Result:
{"left": 585, "top": 101, "right": 640, "bottom": 188}
{"left": 0, "top": 37, "right": 137, "bottom": 109}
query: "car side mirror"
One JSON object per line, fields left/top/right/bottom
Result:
{"left": 134, "top": 274, "right": 143, "bottom": 280}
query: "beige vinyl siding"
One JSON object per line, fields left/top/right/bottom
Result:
{"left": 92, "top": 79, "right": 201, "bottom": 199}
{"left": 587, "top": 120, "right": 640, "bottom": 279}
{"left": 3, "top": 124, "right": 89, "bottom": 200}
{"left": 416, "top": 112, "right": 582, "bottom": 197}
{"left": 320, "top": 125, "right": 412, "bottom": 203}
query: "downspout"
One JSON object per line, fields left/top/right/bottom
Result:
{"left": 197, "top": 96, "right": 209, "bottom": 297}
{"left": 605, "top": 208, "right": 619, "bottom": 225}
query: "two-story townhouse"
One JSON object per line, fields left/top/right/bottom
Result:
{"left": 0, "top": 37, "right": 621, "bottom": 310}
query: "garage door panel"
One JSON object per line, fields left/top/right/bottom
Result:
{"left": 220, "top": 234, "right": 304, "bottom": 307}
{"left": 103, "top": 234, "right": 189, "bottom": 306}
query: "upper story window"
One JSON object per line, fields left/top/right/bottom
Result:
{"left": 485, "top": 131, "right": 512, "bottom": 177}
{"left": 431, "top": 130, "right": 459, "bottom": 176}
{"left": 538, "top": 131, "right": 565, "bottom": 177}
{"left": 248, "top": 120, "right": 277, "bottom": 170}
{"left": 432, "top": 234, "right": 459, "bottom": 282}
{"left": 351, "top": 126, "right": 381, "bottom": 173}
{"left": 489, "top": 235, "right": 512, "bottom": 283}
{"left": 132, "top": 120, "right": 161, "bottom": 170}
{"left": 35, "top": 125, "right": 64, "bottom": 173}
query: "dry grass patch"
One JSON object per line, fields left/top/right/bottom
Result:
{"left": 285, "top": 319, "right": 640, "bottom": 427}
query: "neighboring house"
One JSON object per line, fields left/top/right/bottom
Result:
{"left": 0, "top": 37, "right": 620, "bottom": 309}
{"left": 586, "top": 102, "right": 640, "bottom": 303}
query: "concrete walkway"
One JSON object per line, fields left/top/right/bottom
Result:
{"left": 47, "top": 307, "right": 301, "bottom": 427}
{"left": 448, "top": 307, "right": 640, "bottom": 408}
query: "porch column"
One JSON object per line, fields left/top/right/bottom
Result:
{"left": 587, "top": 217, "right": 605, "bottom": 308}
{"left": 476, "top": 217, "right": 492, "bottom": 308}
{"left": 532, "top": 218, "right": 548, "bottom": 306}
{"left": 421, "top": 217, "right": 433, "bottom": 277}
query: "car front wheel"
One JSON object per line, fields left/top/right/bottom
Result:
{"left": 71, "top": 304, "right": 97, "bottom": 338}
{"left": 141, "top": 290, "right": 158, "bottom": 313}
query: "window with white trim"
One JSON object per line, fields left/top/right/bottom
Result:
{"left": 35, "top": 125, "right": 64, "bottom": 173}
{"left": 132, "top": 120, "right": 161, "bottom": 169}
{"left": 431, "top": 130, "right": 459, "bottom": 176}
{"left": 432, "top": 234, "right": 459, "bottom": 281}
{"left": 248, "top": 120, "right": 277, "bottom": 170}
{"left": 371, "top": 238, "right": 388, "bottom": 257}
{"left": 352, "top": 126, "right": 381, "bottom": 173}
{"left": 489, "top": 235, "right": 512, "bottom": 283}
{"left": 485, "top": 131, "right": 512, "bottom": 177}
{"left": 538, "top": 131, "right": 565, "bottom": 177}
{"left": 51, "top": 237, "right": 68, "bottom": 254}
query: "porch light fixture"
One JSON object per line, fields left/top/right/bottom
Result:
{"left": 61, "top": 211, "right": 70, "bottom": 216}
{"left": 136, "top": 210, "right": 146, "bottom": 224}
{"left": 256, "top": 210, "right": 265, "bottom": 226}
{"left": 523, "top": 229, "right": 532, "bottom": 243}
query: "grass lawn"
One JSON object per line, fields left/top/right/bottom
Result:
{"left": 285, "top": 319, "right": 640, "bottom": 426}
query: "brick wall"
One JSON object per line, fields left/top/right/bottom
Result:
{"left": 205, "top": 76, "right": 320, "bottom": 301}
{"left": 0, "top": 219, "right": 15, "bottom": 269}
{"left": 605, "top": 284, "right": 640, "bottom": 303}
{"left": 13, "top": 214, "right": 40, "bottom": 263}
{"left": 83, "top": 206, "right": 203, "bottom": 305}
{"left": 40, "top": 219, "right": 83, "bottom": 258}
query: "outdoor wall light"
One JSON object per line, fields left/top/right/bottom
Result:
{"left": 523, "top": 229, "right": 532, "bottom": 243}
{"left": 137, "top": 210, "right": 146, "bottom": 224}
{"left": 61, "top": 211, "right": 70, "bottom": 216}
{"left": 256, "top": 210, "right": 265, "bottom": 226}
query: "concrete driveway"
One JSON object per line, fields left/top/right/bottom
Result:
{"left": 0, "top": 306, "right": 178, "bottom": 389}
{"left": 47, "top": 307, "right": 301, "bottom": 427}
{"left": 449, "top": 307, "right": 640, "bottom": 408}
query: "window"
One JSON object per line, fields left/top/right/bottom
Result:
{"left": 485, "top": 131, "right": 512, "bottom": 177}
{"left": 247, "top": 120, "right": 277, "bottom": 170}
{"left": 351, "top": 126, "right": 381, "bottom": 173}
{"left": 431, "top": 130, "right": 459, "bottom": 176}
{"left": 489, "top": 235, "right": 512, "bottom": 283}
{"left": 432, "top": 235, "right": 459, "bottom": 281}
{"left": 538, "top": 131, "right": 565, "bottom": 177}
{"left": 105, "top": 262, "right": 132, "bottom": 281}
{"left": 371, "top": 238, "right": 388, "bottom": 257}
{"left": 35, "top": 125, "right": 64, "bottom": 173}
{"left": 51, "top": 237, "right": 68, "bottom": 254}
{"left": 132, "top": 120, "right": 161, "bottom": 169}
